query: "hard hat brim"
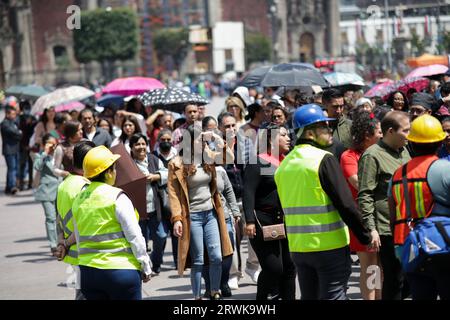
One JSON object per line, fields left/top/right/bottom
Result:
{"left": 84, "top": 154, "right": 121, "bottom": 178}
{"left": 299, "top": 117, "right": 336, "bottom": 128}
{"left": 407, "top": 132, "right": 446, "bottom": 143}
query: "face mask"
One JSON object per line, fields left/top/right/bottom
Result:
{"left": 105, "top": 170, "right": 116, "bottom": 186}
{"left": 159, "top": 141, "right": 172, "bottom": 152}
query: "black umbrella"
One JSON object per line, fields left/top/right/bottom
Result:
{"left": 238, "top": 65, "right": 272, "bottom": 88}
{"left": 138, "top": 87, "right": 209, "bottom": 113}
{"left": 260, "top": 63, "right": 330, "bottom": 88}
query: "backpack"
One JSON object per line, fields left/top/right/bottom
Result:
{"left": 400, "top": 215, "right": 450, "bottom": 273}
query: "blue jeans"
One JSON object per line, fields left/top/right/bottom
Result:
{"left": 189, "top": 209, "right": 222, "bottom": 298}
{"left": 139, "top": 213, "right": 169, "bottom": 269}
{"left": 4, "top": 154, "right": 18, "bottom": 191}
{"left": 79, "top": 266, "right": 142, "bottom": 300}
{"left": 203, "top": 216, "right": 235, "bottom": 292}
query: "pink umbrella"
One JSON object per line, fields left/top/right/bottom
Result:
{"left": 35, "top": 101, "right": 85, "bottom": 116}
{"left": 364, "top": 80, "right": 395, "bottom": 98}
{"left": 405, "top": 64, "right": 448, "bottom": 79}
{"left": 102, "top": 77, "right": 165, "bottom": 96}
{"left": 382, "top": 77, "right": 430, "bottom": 100}
{"left": 55, "top": 101, "right": 85, "bottom": 113}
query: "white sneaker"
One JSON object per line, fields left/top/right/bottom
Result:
{"left": 228, "top": 276, "right": 239, "bottom": 290}
{"left": 245, "top": 268, "right": 260, "bottom": 284}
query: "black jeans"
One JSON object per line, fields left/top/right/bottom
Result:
{"left": 249, "top": 236, "right": 296, "bottom": 300}
{"left": 379, "top": 235, "right": 408, "bottom": 300}
{"left": 291, "top": 246, "right": 352, "bottom": 300}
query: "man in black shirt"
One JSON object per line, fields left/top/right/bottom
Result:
{"left": 275, "top": 104, "right": 373, "bottom": 300}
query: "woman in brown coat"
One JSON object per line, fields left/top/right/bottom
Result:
{"left": 168, "top": 124, "right": 233, "bottom": 300}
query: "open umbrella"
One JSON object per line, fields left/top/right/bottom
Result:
{"left": 238, "top": 65, "right": 272, "bottom": 88}
{"left": 383, "top": 77, "right": 430, "bottom": 100}
{"left": 102, "top": 77, "right": 165, "bottom": 96}
{"left": 405, "top": 64, "right": 448, "bottom": 79}
{"left": 364, "top": 80, "right": 395, "bottom": 98}
{"left": 96, "top": 94, "right": 125, "bottom": 107}
{"left": 5, "top": 84, "right": 50, "bottom": 99}
{"left": 31, "top": 86, "right": 94, "bottom": 115}
{"left": 138, "top": 87, "right": 209, "bottom": 113}
{"left": 110, "top": 142, "right": 147, "bottom": 219}
{"left": 324, "top": 72, "right": 365, "bottom": 87}
{"left": 260, "top": 63, "right": 329, "bottom": 88}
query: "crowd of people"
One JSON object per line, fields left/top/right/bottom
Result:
{"left": 1, "top": 78, "right": 450, "bottom": 301}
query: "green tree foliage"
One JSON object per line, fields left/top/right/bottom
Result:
{"left": 437, "top": 31, "right": 450, "bottom": 54}
{"left": 153, "top": 28, "right": 189, "bottom": 70}
{"left": 245, "top": 33, "right": 271, "bottom": 66}
{"left": 410, "top": 30, "right": 426, "bottom": 56}
{"left": 73, "top": 8, "right": 138, "bottom": 63}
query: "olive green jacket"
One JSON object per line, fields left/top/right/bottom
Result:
{"left": 358, "top": 140, "right": 411, "bottom": 236}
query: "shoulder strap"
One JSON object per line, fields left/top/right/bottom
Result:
{"left": 401, "top": 163, "right": 413, "bottom": 222}
{"left": 435, "top": 220, "right": 450, "bottom": 247}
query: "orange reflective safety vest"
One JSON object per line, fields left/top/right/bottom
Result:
{"left": 391, "top": 155, "right": 438, "bottom": 245}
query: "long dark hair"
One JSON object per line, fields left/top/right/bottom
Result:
{"left": 63, "top": 120, "right": 81, "bottom": 140}
{"left": 40, "top": 106, "right": 55, "bottom": 132}
{"left": 119, "top": 115, "right": 142, "bottom": 143}
{"left": 387, "top": 91, "right": 409, "bottom": 112}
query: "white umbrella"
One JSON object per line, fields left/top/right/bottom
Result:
{"left": 31, "top": 85, "right": 94, "bottom": 115}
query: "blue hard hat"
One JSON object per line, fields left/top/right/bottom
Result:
{"left": 292, "top": 104, "right": 336, "bottom": 129}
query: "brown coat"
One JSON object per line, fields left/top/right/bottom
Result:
{"left": 167, "top": 156, "right": 234, "bottom": 275}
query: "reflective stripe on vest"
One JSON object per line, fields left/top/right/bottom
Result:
{"left": 275, "top": 144, "right": 349, "bottom": 253}
{"left": 56, "top": 174, "right": 89, "bottom": 265}
{"left": 72, "top": 182, "right": 140, "bottom": 270}
{"left": 62, "top": 210, "right": 73, "bottom": 236}
{"left": 283, "top": 204, "right": 337, "bottom": 215}
{"left": 391, "top": 155, "right": 437, "bottom": 245}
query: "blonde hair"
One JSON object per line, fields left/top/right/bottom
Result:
{"left": 225, "top": 96, "right": 245, "bottom": 121}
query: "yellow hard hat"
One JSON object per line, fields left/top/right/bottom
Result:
{"left": 407, "top": 114, "right": 446, "bottom": 143}
{"left": 83, "top": 145, "right": 121, "bottom": 178}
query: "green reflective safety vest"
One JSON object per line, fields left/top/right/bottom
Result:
{"left": 72, "top": 182, "right": 141, "bottom": 270}
{"left": 275, "top": 144, "right": 349, "bottom": 252}
{"left": 56, "top": 174, "right": 90, "bottom": 265}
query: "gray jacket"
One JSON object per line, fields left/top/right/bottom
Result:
{"left": 33, "top": 153, "right": 61, "bottom": 202}
{"left": 216, "top": 166, "right": 241, "bottom": 220}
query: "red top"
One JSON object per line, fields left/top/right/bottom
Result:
{"left": 340, "top": 148, "right": 362, "bottom": 200}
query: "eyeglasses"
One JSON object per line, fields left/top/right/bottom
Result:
{"left": 409, "top": 108, "right": 426, "bottom": 115}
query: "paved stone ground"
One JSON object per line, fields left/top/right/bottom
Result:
{"left": 0, "top": 101, "right": 363, "bottom": 300}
